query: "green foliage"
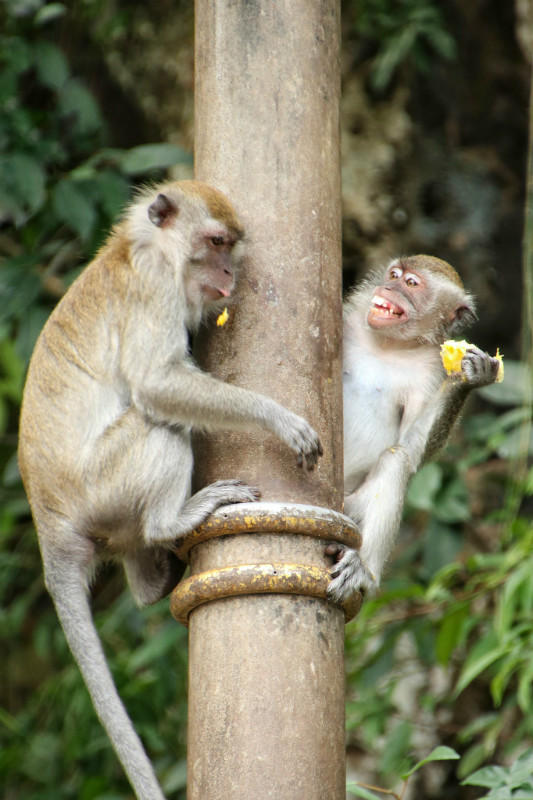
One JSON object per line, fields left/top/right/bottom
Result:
{"left": 0, "top": 1, "right": 191, "bottom": 362}
{"left": 346, "top": 0, "right": 457, "bottom": 90}
{"left": 347, "top": 746, "right": 461, "bottom": 798}
{"left": 0, "top": 3, "right": 191, "bottom": 798}
{"left": 345, "top": 355, "right": 533, "bottom": 791}
{"left": 461, "top": 749, "right": 533, "bottom": 799}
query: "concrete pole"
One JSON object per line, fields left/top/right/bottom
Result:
{"left": 170, "top": 3, "right": 361, "bottom": 799}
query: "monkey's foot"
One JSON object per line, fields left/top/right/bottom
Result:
{"left": 325, "top": 544, "right": 377, "bottom": 602}
{"left": 204, "top": 479, "right": 261, "bottom": 508}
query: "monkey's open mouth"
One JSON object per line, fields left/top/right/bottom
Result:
{"left": 368, "top": 295, "right": 407, "bottom": 325}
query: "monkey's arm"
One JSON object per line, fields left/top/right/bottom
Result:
{"left": 423, "top": 346, "right": 501, "bottom": 461}
{"left": 131, "top": 361, "right": 322, "bottom": 469}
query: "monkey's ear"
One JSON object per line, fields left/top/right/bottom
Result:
{"left": 450, "top": 301, "right": 477, "bottom": 334}
{"left": 148, "top": 193, "right": 179, "bottom": 227}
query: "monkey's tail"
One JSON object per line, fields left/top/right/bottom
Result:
{"left": 43, "top": 553, "right": 166, "bottom": 800}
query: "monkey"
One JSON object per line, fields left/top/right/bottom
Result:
{"left": 327, "top": 255, "right": 500, "bottom": 602}
{"left": 18, "top": 180, "right": 323, "bottom": 800}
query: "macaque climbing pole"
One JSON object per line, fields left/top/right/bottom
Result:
{"left": 170, "top": 2, "right": 361, "bottom": 798}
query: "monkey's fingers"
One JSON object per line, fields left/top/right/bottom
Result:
{"left": 281, "top": 415, "right": 323, "bottom": 470}
{"left": 326, "top": 545, "right": 377, "bottom": 602}
{"left": 462, "top": 347, "right": 501, "bottom": 387}
{"left": 300, "top": 439, "right": 322, "bottom": 470}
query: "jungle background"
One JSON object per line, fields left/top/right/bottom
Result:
{"left": 0, "top": 1, "right": 532, "bottom": 799}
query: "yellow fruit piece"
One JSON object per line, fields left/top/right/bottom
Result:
{"left": 440, "top": 340, "right": 471, "bottom": 374}
{"left": 495, "top": 348, "right": 504, "bottom": 382}
{"left": 440, "top": 340, "right": 505, "bottom": 382}
{"left": 216, "top": 307, "right": 229, "bottom": 327}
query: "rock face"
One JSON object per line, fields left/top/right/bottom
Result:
{"left": 89, "top": 2, "right": 528, "bottom": 357}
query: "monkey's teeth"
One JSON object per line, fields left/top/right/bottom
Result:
{"left": 371, "top": 296, "right": 402, "bottom": 316}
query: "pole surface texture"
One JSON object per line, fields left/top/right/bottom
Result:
{"left": 172, "top": 3, "right": 353, "bottom": 798}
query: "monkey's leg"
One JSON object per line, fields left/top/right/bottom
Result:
{"left": 328, "top": 446, "right": 412, "bottom": 601}
{"left": 143, "top": 478, "right": 261, "bottom": 543}
{"left": 124, "top": 548, "right": 187, "bottom": 606}
{"left": 89, "top": 409, "right": 260, "bottom": 547}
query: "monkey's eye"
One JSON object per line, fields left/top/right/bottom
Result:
{"left": 389, "top": 267, "right": 402, "bottom": 279}
{"left": 210, "top": 236, "right": 225, "bottom": 246}
{"left": 405, "top": 274, "right": 420, "bottom": 287}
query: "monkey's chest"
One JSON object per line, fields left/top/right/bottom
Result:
{"left": 343, "top": 364, "right": 411, "bottom": 485}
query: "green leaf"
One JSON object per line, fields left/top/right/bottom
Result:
{"left": 490, "top": 653, "right": 523, "bottom": 707}
{"left": 462, "top": 764, "right": 509, "bottom": 788}
{"left": 457, "top": 742, "right": 495, "bottom": 780}
{"left": 58, "top": 78, "right": 102, "bottom": 134}
{"left": 401, "top": 745, "right": 460, "bottom": 779}
{"left": 517, "top": 657, "right": 533, "bottom": 713}
{"left": 34, "top": 40, "right": 69, "bottom": 89}
{"left": 436, "top": 604, "right": 469, "bottom": 664}
{"left": 478, "top": 361, "right": 532, "bottom": 406}
{"left": 0, "top": 154, "right": 46, "bottom": 222}
{"left": 15, "top": 304, "right": 50, "bottom": 363}
{"left": 496, "top": 425, "right": 533, "bottom": 460}
{"left": 346, "top": 784, "right": 382, "bottom": 799}
{"left": 423, "top": 520, "right": 462, "bottom": 579}
{"left": 95, "top": 170, "right": 130, "bottom": 218}
{"left": 34, "top": 3, "right": 66, "bottom": 26}
{"left": 162, "top": 758, "right": 188, "bottom": 793}
{"left": 126, "top": 623, "right": 184, "bottom": 672}
{"left": 381, "top": 719, "right": 412, "bottom": 777}
{"left": 0, "top": 257, "right": 42, "bottom": 322}
{"left": 454, "top": 631, "right": 510, "bottom": 697}
{"left": 118, "top": 143, "right": 192, "bottom": 175}
{"left": 3, "top": 451, "right": 21, "bottom": 486}
{"left": 496, "top": 560, "right": 532, "bottom": 638}
{"left": 509, "top": 749, "right": 533, "bottom": 788}
{"left": 52, "top": 180, "right": 97, "bottom": 240}
{"left": 434, "top": 476, "right": 470, "bottom": 523}
{"left": 407, "top": 462, "right": 442, "bottom": 510}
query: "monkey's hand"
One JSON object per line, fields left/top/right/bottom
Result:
{"left": 325, "top": 543, "right": 378, "bottom": 602}
{"left": 460, "top": 346, "right": 501, "bottom": 388}
{"left": 272, "top": 410, "right": 323, "bottom": 470}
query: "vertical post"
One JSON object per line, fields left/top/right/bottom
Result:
{"left": 170, "top": 3, "right": 359, "bottom": 799}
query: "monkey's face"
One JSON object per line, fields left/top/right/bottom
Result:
{"left": 368, "top": 263, "right": 429, "bottom": 332}
{"left": 186, "top": 232, "right": 242, "bottom": 308}
{"left": 366, "top": 258, "right": 476, "bottom": 344}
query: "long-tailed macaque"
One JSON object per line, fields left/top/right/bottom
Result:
{"left": 18, "top": 180, "right": 322, "bottom": 800}
{"left": 327, "top": 255, "right": 500, "bottom": 602}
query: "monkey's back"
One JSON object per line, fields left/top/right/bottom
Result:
{"left": 18, "top": 239, "right": 134, "bottom": 520}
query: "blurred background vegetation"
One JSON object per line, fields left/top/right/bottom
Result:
{"left": 0, "top": 1, "right": 531, "bottom": 799}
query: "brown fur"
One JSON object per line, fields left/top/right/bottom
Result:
{"left": 18, "top": 180, "right": 321, "bottom": 800}
{"left": 399, "top": 254, "right": 464, "bottom": 288}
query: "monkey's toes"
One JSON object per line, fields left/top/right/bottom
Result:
{"left": 231, "top": 482, "right": 261, "bottom": 504}
{"left": 324, "top": 542, "right": 345, "bottom": 562}
{"left": 327, "top": 547, "right": 377, "bottom": 602}
{"left": 209, "top": 478, "right": 261, "bottom": 507}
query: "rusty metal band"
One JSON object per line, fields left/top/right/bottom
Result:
{"left": 172, "top": 501, "right": 361, "bottom": 562}
{"left": 169, "top": 562, "right": 362, "bottom": 626}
